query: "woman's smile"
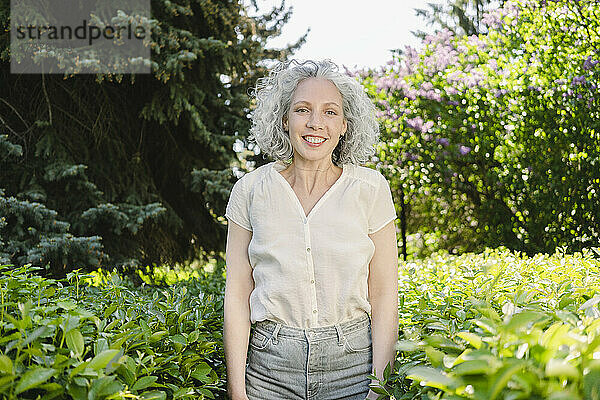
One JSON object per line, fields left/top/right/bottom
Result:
{"left": 302, "top": 134, "right": 327, "bottom": 146}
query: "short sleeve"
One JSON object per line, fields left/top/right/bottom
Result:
{"left": 367, "top": 173, "right": 397, "bottom": 234}
{"left": 225, "top": 176, "right": 252, "bottom": 232}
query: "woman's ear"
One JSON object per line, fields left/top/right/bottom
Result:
{"left": 342, "top": 118, "right": 348, "bottom": 136}
{"left": 282, "top": 116, "right": 288, "bottom": 132}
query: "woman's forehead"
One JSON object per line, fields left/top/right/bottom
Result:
{"left": 292, "top": 77, "right": 343, "bottom": 102}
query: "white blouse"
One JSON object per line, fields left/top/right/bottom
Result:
{"left": 225, "top": 160, "right": 397, "bottom": 328}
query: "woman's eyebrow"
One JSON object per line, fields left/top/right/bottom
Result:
{"left": 292, "top": 100, "right": 341, "bottom": 107}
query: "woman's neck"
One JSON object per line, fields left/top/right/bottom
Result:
{"left": 280, "top": 159, "right": 342, "bottom": 195}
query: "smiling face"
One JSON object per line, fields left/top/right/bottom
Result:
{"left": 283, "top": 77, "right": 347, "bottom": 165}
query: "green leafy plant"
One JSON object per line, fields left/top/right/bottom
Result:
{"left": 375, "top": 247, "right": 600, "bottom": 399}
{"left": 0, "top": 263, "right": 225, "bottom": 399}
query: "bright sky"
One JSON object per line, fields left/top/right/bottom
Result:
{"left": 250, "top": 0, "right": 435, "bottom": 70}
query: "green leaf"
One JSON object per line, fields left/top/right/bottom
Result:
{"left": 148, "top": 330, "right": 168, "bottom": 343}
{"left": 132, "top": 376, "right": 159, "bottom": 391}
{"left": 65, "top": 329, "right": 85, "bottom": 358}
{"left": 22, "top": 326, "right": 52, "bottom": 347}
{"left": 583, "top": 361, "right": 600, "bottom": 400}
{"left": 456, "top": 332, "right": 482, "bottom": 349}
{"left": 0, "top": 355, "right": 13, "bottom": 374}
{"left": 190, "top": 362, "right": 211, "bottom": 382}
{"left": 177, "top": 309, "right": 192, "bottom": 324}
{"left": 423, "top": 335, "right": 463, "bottom": 351}
{"left": 39, "top": 381, "right": 63, "bottom": 389}
{"left": 425, "top": 346, "right": 445, "bottom": 368}
{"left": 15, "top": 367, "right": 55, "bottom": 394}
{"left": 104, "top": 304, "right": 118, "bottom": 318}
{"left": 193, "top": 362, "right": 211, "bottom": 376}
{"left": 541, "top": 322, "right": 569, "bottom": 349}
{"left": 141, "top": 391, "right": 167, "bottom": 400}
{"left": 558, "top": 296, "right": 575, "bottom": 309}
{"left": 579, "top": 295, "right": 600, "bottom": 311}
{"left": 405, "top": 366, "right": 458, "bottom": 390}
{"left": 370, "top": 386, "right": 389, "bottom": 395}
{"left": 504, "top": 311, "right": 547, "bottom": 332}
{"left": 66, "top": 382, "right": 87, "bottom": 400}
{"left": 488, "top": 361, "right": 525, "bottom": 400}
{"left": 173, "top": 387, "right": 193, "bottom": 399}
{"left": 473, "top": 318, "right": 497, "bottom": 334}
{"left": 170, "top": 334, "right": 186, "bottom": 346}
{"left": 395, "top": 339, "right": 420, "bottom": 352}
{"left": 117, "top": 364, "right": 136, "bottom": 387}
{"left": 187, "top": 330, "right": 199, "bottom": 344}
{"left": 197, "top": 387, "right": 215, "bottom": 399}
{"left": 89, "top": 375, "right": 122, "bottom": 398}
{"left": 88, "top": 349, "right": 120, "bottom": 371}
{"left": 545, "top": 359, "right": 579, "bottom": 378}
{"left": 57, "top": 301, "right": 77, "bottom": 311}
{"left": 383, "top": 362, "right": 391, "bottom": 381}
{"left": 452, "top": 360, "right": 490, "bottom": 376}
{"left": 547, "top": 391, "right": 583, "bottom": 400}
{"left": 60, "top": 315, "right": 80, "bottom": 334}
{"left": 69, "top": 361, "right": 89, "bottom": 378}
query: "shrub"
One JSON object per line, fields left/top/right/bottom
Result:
{"left": 373, "top": 246, "right": 600, "bottom": 399}
{"left": 0, "top": 263, "right": 226, "bottom": 399}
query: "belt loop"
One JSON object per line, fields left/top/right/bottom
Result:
{"left": 271, "top": 323, "right": 281, "bottom": 344}
{"left": 334, "top": 323, "right": 344, "bottom": 346}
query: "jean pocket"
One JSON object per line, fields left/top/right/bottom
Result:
{"left": 249, "top": 328, "right": 271, "bottom": 350}
{"left": 343, "top": 327, "right": 372, "bottom": 353}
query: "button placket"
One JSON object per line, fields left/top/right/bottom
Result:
{"left": 304, "top": 222, "right": 319, "bottom": 325}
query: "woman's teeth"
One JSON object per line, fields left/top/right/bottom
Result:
{"left": 303, "top": 136, "right": 326, "bottom": 144}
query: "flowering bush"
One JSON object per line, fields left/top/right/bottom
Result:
{"left": 362, "top": 0, "right": 600, "bottom": 257}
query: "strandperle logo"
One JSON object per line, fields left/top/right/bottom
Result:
{"left": 14, "top": 20, "right": 148, "bottom": 46}
{"left": 10, "top": 0, "right": 154, "bottom": 74}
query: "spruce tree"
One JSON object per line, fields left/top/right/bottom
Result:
{"left": 413, "top": 0, "right": 506, "bottom": 37}
{"left": 0, "top": 0, "right": 304, "bottom": 276}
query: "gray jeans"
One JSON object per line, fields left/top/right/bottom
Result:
{"left": 245, "top": 313, "right": 372, "bottom": 399}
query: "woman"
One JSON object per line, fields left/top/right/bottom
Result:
{"left": 224, "top": 59, "right": 398, "bottom": 400}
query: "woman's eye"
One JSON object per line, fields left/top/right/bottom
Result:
{"left": 295, "top": 108, "right": 308, "bottom": 113}
{"left": 326, "top": 110, "right": 337, "bottom": 115}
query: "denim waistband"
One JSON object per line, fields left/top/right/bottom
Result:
{"left": 253, "top": 312, "right": 370, "bottom": 341}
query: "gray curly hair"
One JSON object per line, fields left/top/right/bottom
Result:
{"left": 248, "top": 59, "right": 380, "bottom": 166}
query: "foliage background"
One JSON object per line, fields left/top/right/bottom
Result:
{"left": 2, "top": 0, "right": 600, "bottom": 399}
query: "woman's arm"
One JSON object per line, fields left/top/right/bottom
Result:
{"left": 224, "top": 221, "right": 254, "bottom": 400}
{"left": 366, "top": 220, "right": 399, "bottom": 399}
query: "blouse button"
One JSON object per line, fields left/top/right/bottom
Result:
{"left": 312, "top": 309, "right": 317, "bottom": 314}
{"left": 310, "top": 279, "right": 315, "bottom": 284}
{"left": 306, "top": 247, "right": 311, "bottom": 253}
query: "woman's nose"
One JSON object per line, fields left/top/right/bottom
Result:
{"left": 307, "top": 113, "right": 324, "bottom": 129}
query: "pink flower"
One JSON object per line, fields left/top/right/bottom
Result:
{"left": 403, "top": 152, "right": 418, "bottom": 161}
{"left": 436, "top": 138, "right": 450, "bottom": 146}
{"left": 405, "top": 117, "right": 423, "bottom": 132}
{"left": 459, "top": 145, "right": 472, "bottom": 156}
{"left": 583, "top": 56, "right": 599, "bottom": 70}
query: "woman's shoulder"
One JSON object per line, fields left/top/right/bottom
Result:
{"left": 236, "top": 161, "right": 276, "bottom": 188}
{"left": 348, "top": 164, "right": 386, "bottom": 188}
